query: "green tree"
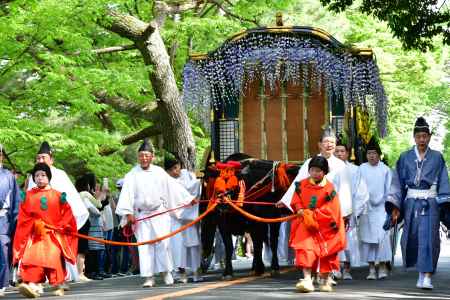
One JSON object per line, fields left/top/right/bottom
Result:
{"left": 320, "top": 0, "right": 450, "bottom": 51}
{"left": 0, "top": 0, "right": 297, "bottom": 181}
{"left": 0, "top": 0, "right": 448, "bottom": 183}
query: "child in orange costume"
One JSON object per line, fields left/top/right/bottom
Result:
{"left": 289, "top": 156, "right": 346, "bottom": 292}
{"left": 13, "top": 163, "right": 77, "bottom": 298}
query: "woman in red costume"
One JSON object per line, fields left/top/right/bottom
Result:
{"left": 289, "top": 155, "right": 346, "bottom": 293}
{"left": 13, "top": 163, "right": 77, "bottom": 298}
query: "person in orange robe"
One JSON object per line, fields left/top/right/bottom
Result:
{"left": 289, "top": 155, "right": 346, "bottom": 293}
{"left": 13, "top": 163, "right": 77, "bottom": 298}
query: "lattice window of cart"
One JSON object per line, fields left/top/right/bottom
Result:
{"left": 332, "top": 116, "right": 345, "bottom": 135}
{"left": 216, "top": 118, "right": 239, "bottom": 161}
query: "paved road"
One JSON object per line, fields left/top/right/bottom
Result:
{"left": 5, "top": 242, "right": 450, "bottom": 300}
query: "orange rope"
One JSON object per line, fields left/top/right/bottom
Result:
{"left": 47, "top": 202, "right": 218, "bottom": 246}
{"left": 223, "top": 196, "right": 296, "bottom": 223}
{"left": 244, "top": 183, "right": 273, "bottom": 202}
{"left": 228, "top": 200, "right": 276, "bottom": 206}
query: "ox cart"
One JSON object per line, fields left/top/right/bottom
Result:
{"left": 182, "top": 18, "right": 388, "bottom": 277}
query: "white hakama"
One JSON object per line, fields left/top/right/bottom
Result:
{"left": 170, "top": 170, "right": 202, "bottom": 272}
{"left": 358, "top": 161, "right": 392, "bottom": 264}
{"left": 116, "top": 165, "right": 194, "bottom": 277}
{"left": 339, "top": 162, "right": 369, "bottom": 267}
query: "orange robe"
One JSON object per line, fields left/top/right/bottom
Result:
{"left": 289, "top": 178, "right": 346, "bottom": 273}
{"left": 12, "top": 187, "right": 77, "bottom": 285}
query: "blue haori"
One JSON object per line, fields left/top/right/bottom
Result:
{"left": 0, "top": 221, "right": 9, "bottom": 288}
{"left": 403, "top": 192, "right": 440, "bottom": 272}
{"left": 387, "top": 146, "right": 450, "bottom": 273}
{"left": 0, "top": 168, "right": 21, "bottom": 288}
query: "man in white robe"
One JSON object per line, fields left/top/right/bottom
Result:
{"left": 335, "top": 141, "right": 369, "bottom": 280}
{"left": 116, "top": 140, "right": 196, "bottom": 288}
{"left": 165, "top": 156, "right": 202, "bottom": 283}
{"left": 27, "top": 141, "right": 89, "bottom": 286}
{"left": 358, "top": 138, "right": 392, "bottom": 280}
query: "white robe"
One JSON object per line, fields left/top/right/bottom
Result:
{"left": 339, "top": 162, "right": 369, "bottom": 266}
{"left": 116, "top": 165, "right": 194, "bottom": 277}
{"left": 358, "top": 162, "right": 392, "bottom": 263}
{"left": 280, "top": 154, "right": 353, "bottom": 217}
{"left": 170, "top": 169, "right": 202, "bottom": 271}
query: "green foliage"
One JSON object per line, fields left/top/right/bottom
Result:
{"left": 320, "top": 0, "right": 450, "bottom": 51}
{"left": 282, "top": 1, "right": 449, "bottom": 165}
{"left": 0, "top": 0, "right": 448, "bottom": 184}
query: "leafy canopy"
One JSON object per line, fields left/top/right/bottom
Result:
{"left": 320, "top": 0, "right": 450, "bottom": 51}
{"left": 0, "top": 0, "right": 448, "bottom": 186}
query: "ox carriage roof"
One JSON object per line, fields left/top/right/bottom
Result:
{"left": 182, "top": 24, "right": 388, "bottom": 163}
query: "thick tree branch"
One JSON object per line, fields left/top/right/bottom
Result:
{"left": 95, "top": 110, "right": 116, "bottom": 132}
{"left": 153, "top": 1, "right": 170, "bottom": 27}
{"left": 208, "top": 0, "right": 260, "bottom": 26}
{"left": 72, "top": 44, "right": 137, "bottom": 56}
{"left": 103, "top": 8, "right": 197, "bottom": 170}
{"left": 105, "top": 10, "right": 150, "bottom": 42}
{"left": 121, "top": 125, "right": 161, "bottom": 145}
{"left": 99, "top": 125, "right": 161, "bottom": 156}
{"left": 95, "top": 91, "right": 160, "bottom": 121}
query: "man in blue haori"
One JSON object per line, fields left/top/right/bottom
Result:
{"left": 0, "top": 145, "right": 21, "bottom": 297}
{"left": 387, "top": 117, "right": 450, "bottom": 290}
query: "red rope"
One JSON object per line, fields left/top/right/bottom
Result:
{"left": 120, "top": 197, "right": 277, "bottom": 239}
{"left": 228, "top": 200, "right": 277, "bottom": 206}
{"left": 244, "top": 183, "right": 273, "bottom": 202}
{"left": 66, "top": 173, "right": 287, "bottom": 244}
{"left": 47, "top": 202, "right": 218, "bottom": 246}
{"left": 224, "top": 196, "right": 296, "bottom": 223}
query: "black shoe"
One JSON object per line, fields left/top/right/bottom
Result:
{"left": 89, "top": 273, "right": 104, "bottom": 280}
{"left": 99, "top": 272, "right": 112, "bottom": 278}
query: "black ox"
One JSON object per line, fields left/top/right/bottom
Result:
{"left": 200, "top": 153, "right": 300, "bottom": 278}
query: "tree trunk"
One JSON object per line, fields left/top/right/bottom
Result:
{"left": 104, "top": 10, "right": 196, "bottom": 170}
